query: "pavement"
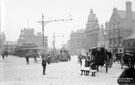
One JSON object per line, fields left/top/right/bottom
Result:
{"left": 0, "top": 55, "right": 124, "bottom": 85}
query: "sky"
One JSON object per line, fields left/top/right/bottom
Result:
{"left": 1, "top": 0, "right": 135, "bottom": 48}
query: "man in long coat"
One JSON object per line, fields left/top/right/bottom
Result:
{"left": 25, "top": 52, "right": 29, "bottom": 65}
{"left": 41, "top": 52, "right": 48, "bottom": 75}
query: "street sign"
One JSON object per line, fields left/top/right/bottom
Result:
{"left": 118, "top": 48, "right": 123, "bottom": 53}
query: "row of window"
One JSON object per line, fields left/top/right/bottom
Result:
{"left": 108, "top": 32, "right": 122, "bottom": 38}
{"left": 124, "top": 39, "right": 135, "bottom": 47}
{"left": 109, "top": 38, "right": 122, "bottom": 47}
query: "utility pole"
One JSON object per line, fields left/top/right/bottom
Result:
{"left": 38, "top": 14, "right": 46, "bottom": 51}
{"left": 53, "top": 32, "right": 55, "bottom": 53}
{"left": 62, "top": 34, "right": 64, "bottom": 46}
{"left": 38, "top": 13, "right": 72, "bottom": 52}
{"left": 52, "top": 32, "right": 55, "bottom": 57}
{"left": 51, "top": 32, "right": 64, "bottom": 57}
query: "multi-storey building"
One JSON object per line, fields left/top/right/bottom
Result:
{"left": 85, "top": 9, "right": 100, "bottom": 50}
{"left": 97, "top": 24, "right": 108, "bottom": 47}
{"left": 18, "top": 28, "right": 35, "bottom": 45}
{"left": 106, "top": 1, "right": 135, "bottom": 53}
{"left": 4, "top": 41, "right": 17, "bottom": 55}
{"left": 69, "top": 29, "right": 87, "bottom": 55}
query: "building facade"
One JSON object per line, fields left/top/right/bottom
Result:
{"left": 17, "top": 28, "right": 48, "bottom": 50}
{"left": 4, "top": 41, "right": 17, "bottom": 55}
{"left": 85, "top": 9, "right": 100, "bottom": 50}
{"left": 0, "top": 32, "right": 6, "bottom": 52}
{"left": 97, "top": 25, "right": 106, "bottom": 47}
{"left": 69, "top": 29, "right": 87, "bottom": 55}
{"left": 106, "top": 1, "right": 135, "bottom": 53}
{"left": 18, "top": 28, "right": 35, "bottom": 45}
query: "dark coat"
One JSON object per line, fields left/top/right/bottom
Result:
{"left": 95, "top": 51, "right": 105, "bottom": 66}
{"left": 42, "top": 59, "right": 47, "bottom": 65}
{"left": 91, "top": 62, "right": 96, "bottom": 70}
{"left": 85, "top": 57, "right": 90, "bottom": 67}
{"left": 117, "top": 67, "right": 135, "bottom": 85}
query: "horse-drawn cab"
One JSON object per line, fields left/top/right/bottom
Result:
{"left": 90, "top": 47, "right": 111, "bottom": 73}
{"left": 121, "top": 51, "right": 135, "bottom": 69}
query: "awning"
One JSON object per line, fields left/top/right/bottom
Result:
{"left": 125, "top": 32, "right": 135, "bottom": 40}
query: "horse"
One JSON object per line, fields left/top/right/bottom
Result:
{"left": 121, "top": 52, "right": 135, "bottom": 69}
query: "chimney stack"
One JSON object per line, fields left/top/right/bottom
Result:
{"left": 126, "top": 1, "right": 132, "bottom": 20}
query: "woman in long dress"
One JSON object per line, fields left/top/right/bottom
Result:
{"left": 85, "top": 53, "right": 90, "bottom": 75}
{"left": 80, "top": 56, "right": 86, "bottom": 75}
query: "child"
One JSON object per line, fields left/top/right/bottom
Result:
{"left": 90, "top": 55, "right": 96, "bottom": 76}
{"left": 85, "top": 53, "right": 90, "bottom": 75}
{"left": 80, "top": 56, "right": 86, "bottom": 75}
{"left": 90, "top": 62, "right": 97, "bottom": 76}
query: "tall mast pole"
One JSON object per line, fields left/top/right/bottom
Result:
{"left": 38, "top": 13, "right": 72, "bottom": 52}
{"left": 42, "top": 14, "right": 45, "bottom": 51}
{"left": 52, "top": 32, "right": 55, "bottom": 57}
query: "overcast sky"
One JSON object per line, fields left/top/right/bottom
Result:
{"left": 1, "top": 0, "right": 135, "bottom": 48}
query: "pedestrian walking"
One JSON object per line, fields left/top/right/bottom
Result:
{"left": 42, "top": 57, "right": 47, "bottom": 75}
{"left": 25, "top": 53, "right": 29, "bottom": 65}
{"left": 1, "top": 51, "right": 5, "bottom": 60}
{"left": 41, "top": 52, "right": 48, "bottom": 75}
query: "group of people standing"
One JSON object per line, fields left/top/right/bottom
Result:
{"left": 78, "top": 47, "right": 113, "bottom": 76}
{"left": 1, "top": 50, "right": 8, "bottom": 60}
{"left": 78, "top": 52, "right": 97, "bottom": 76}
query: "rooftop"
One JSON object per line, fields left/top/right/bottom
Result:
{"left": 117, "top": 10, "right": 135, "bottom": 19}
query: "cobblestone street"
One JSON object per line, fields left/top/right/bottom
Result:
{"left": 1, "top": 55, "right": 123, "bottom": 85}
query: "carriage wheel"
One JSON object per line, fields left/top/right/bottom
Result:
{"left": 121, "top": 64, "right": 123, "bottom": 69}
{"left": 106, "top": 56, "right": 109, "bottom": 73}
{"left": 106, "top": 63, "right": 108, "bottom": 73}
{"left": 121, "top": 60, "right": 124, "bottom": 69}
